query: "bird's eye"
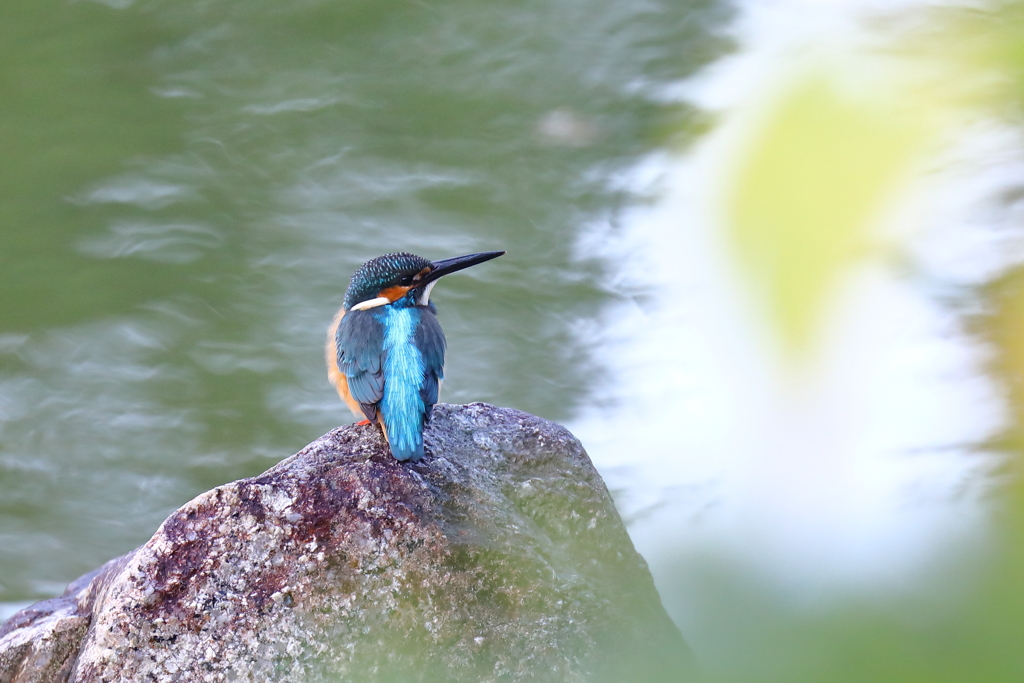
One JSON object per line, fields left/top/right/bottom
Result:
{"left": 399, "top": 275, "right": 413, "bottom": 286}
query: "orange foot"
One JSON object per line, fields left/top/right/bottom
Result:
{"left": 356, "top": 419, "right": 371, "bottom": 426}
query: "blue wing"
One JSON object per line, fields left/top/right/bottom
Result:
{"left": 414, "top": 308, "right": 446, "bottom": 419}
{"left": 336, "top": 309, "right": 385, "bottom": 423}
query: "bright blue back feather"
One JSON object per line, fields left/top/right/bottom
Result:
{"left": 374, "top": 304, "right": 446, "bottom": 461}
{"left": 378, "top": 307, "right": 425, "bottom": 460}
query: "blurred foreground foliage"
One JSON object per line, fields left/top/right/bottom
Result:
{"left": 695, "top": 2, "right": 1024, "bottom": 682}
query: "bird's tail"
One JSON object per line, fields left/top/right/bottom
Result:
{"left": 379, "top": 415, "right": 424, "bottom": 462}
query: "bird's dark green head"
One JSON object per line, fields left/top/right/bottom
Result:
{"left": 343, "top": 250, "right": 505, "bottom": 311}
{"left": 343, "top": 253, "right": 430, "bottom": 310}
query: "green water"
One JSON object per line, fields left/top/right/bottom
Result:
{"left": 0, "top": 0, "right": 730, "bottom": 602}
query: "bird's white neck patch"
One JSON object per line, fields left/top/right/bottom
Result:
{"left": 418, "top": 280, "right": 438, "bottom": 306}
{"left": 350, "top": 296, "right": 389, "bottom": 311}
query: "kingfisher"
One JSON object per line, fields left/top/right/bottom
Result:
{"left": 326, "top": 250, "right": 505, "bottom": 461}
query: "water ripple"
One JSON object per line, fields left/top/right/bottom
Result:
{"left": 78, "top": 222, "right": 223, "bottom": 264}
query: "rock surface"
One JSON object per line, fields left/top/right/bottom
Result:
{"left": 0, "top": 403, "right": 692, "bottom": 683}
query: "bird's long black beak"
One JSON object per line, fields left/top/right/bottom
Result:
{"left": 424, "top": 250, "right": 505, "bottom": 284}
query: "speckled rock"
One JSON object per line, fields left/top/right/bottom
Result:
{"left": 0, "top": 555, "right": 134, "bottom": 683}
{"left": 0, "top": 403, "right": 692, "bottom": 683}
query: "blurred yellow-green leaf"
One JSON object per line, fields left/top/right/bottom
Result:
{"left": 726, "top": 75, "right": 931, "bottom": 356}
